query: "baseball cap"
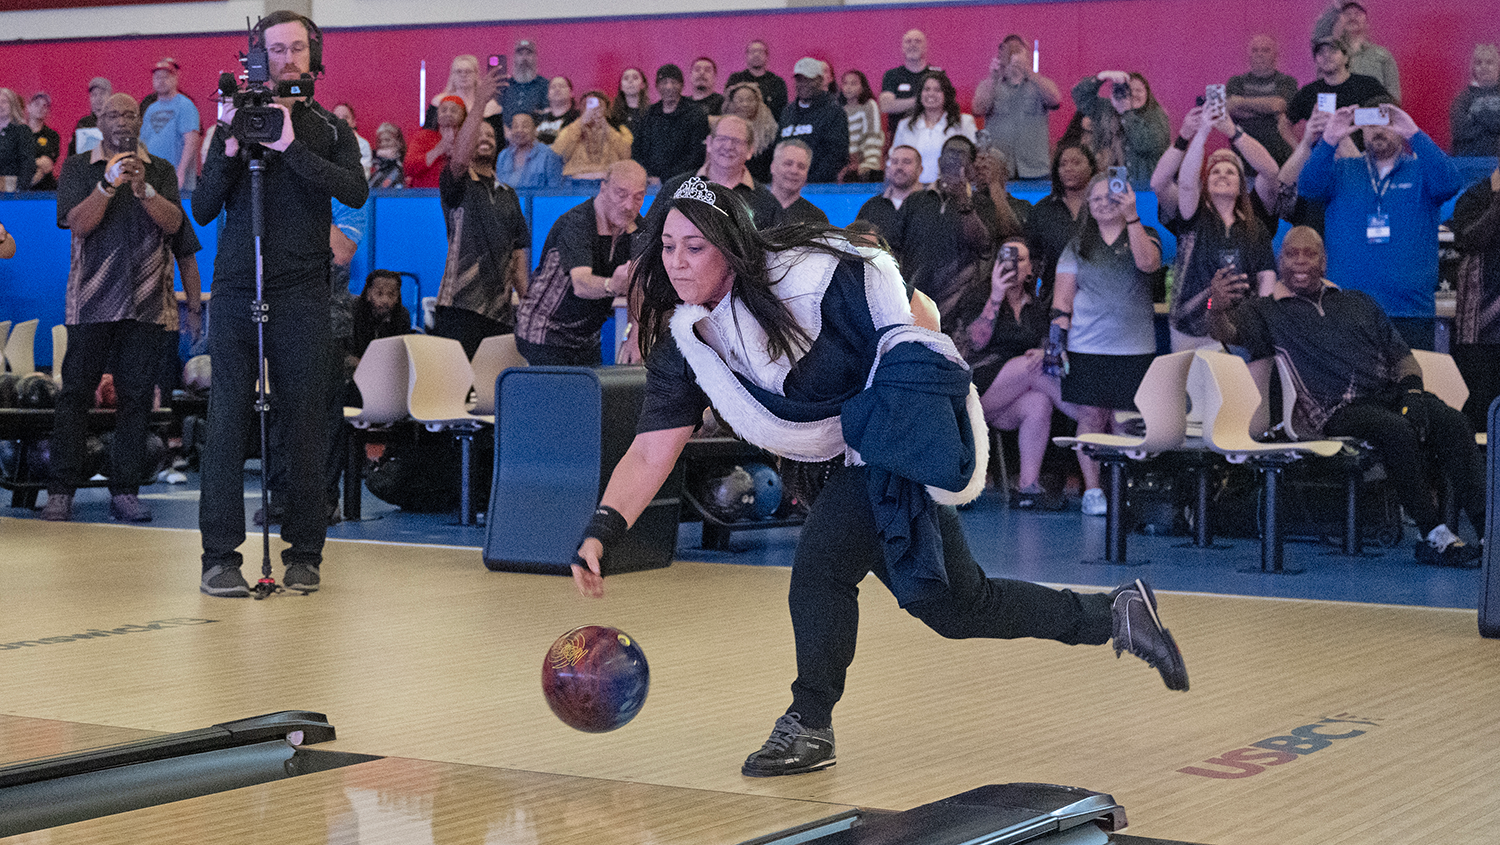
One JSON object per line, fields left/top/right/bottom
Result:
{"left": 793, "top": 57, "right": 823, "bottom": 78}
{"left": 1340, "top": 1, "right": 1367, "bottom": 12}
{"left": 1312, "top": 35, "right": 1346, "bottom": 55}
{"left": 30, "top": 92, "right": 51, "bottom": 105}
{"left": 514, "top": 39, "right": 536, "bottom": 53}
{"left": 88, "top": 77, "right": 111, "bottom": 93}
{"left": 152, "top": 57, "right": 180, "bottom": 74}
{"left": 656, "top": 63, "right": 684, "bottom": 84}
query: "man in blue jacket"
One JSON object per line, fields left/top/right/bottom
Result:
{"left": 1297, "top": 103, "right": 1461, "bottom": 350}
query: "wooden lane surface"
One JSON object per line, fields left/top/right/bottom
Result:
{"left": 0, "top": 715, "right": 162, "bottom": 766}
{"left": 1, "top": 754, "right": 858, "bottom": 844}
{"left": 3, "top": 517, "right": 1500, "bottom": 844}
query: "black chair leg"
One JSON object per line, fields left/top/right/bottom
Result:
{"left": 457, "top": 430, "right": 474, "bottom": 526}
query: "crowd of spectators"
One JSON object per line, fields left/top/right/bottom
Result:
{"left": 2, "top": 4, "right": 1498, "bottom": 557}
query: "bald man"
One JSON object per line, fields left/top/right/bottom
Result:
{"left": 1208, "top": 226, "right": 1486, "bottom": 568}
{"left": 880, "top": 29, "right": 940, "bottom": 133}
{"left": 1226, "top": 34, "right": 1300, "bottom": 165}
{"left": 516, "top": 160, "right": 649, "bottom": 366}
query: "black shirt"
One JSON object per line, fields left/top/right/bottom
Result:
{"left": 777, "top": 92, "right": 850, "bottom": 184}
{"left": 727, "top": 69, "right": 789, "bottom": 119}
{"left": 516, "top": 197, "right": 645, "bottom": 351}
{"left": 887, "top": 188, "right": 997, "bottom": 325}
{"left": 881, "top": 64, "right": 939, "bottom": 133}
{"left": 646, "top": 171, "right": 783, "bottom": 235}
{"left": 689, "top": 93, "right": 725, "bottom": 116}
{"left": 1287, "top": 74, "right": 1392, "bottom": 124}
{"left": 780, "top": 196, "right": 829, "bottom": 226}
{"left": 855, "top": 195, "right": 902, "bottom": 244}
{"left": 632, "top": 100, "right": 711, "bottom": 181}
{"left": 1226, "top": 70, "right": 1299, "bottom": 164}
{"left": 30, "top": 124, "right": 60, "bottom": 190}
{"left": 193, "top": 99, "right": 368, "bottom": 294}
{"left": 437, "top": 166, "right": 529, "bottom": 326}
{"left": 1024, "top": 193, "right": 1083, "bottom": 303}
{"left": 0, "top": 121, "right": 37, "bottom": 189}
{"left": 1449, "top": 178, "right": 1500, "bottom": 345}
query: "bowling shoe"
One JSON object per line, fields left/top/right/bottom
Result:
{"left": 1110, "top": 579, "right": 1189, "bottom": 692}
{"left": 742, "top": 712, "right": 835, "bottom": 777}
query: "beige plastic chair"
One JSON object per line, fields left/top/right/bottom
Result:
{"left": 0, "top": 322, "right": 10, "bottom": 362}
{"left": 1411, "top": 349, "right": 1469, "bottom": 413}
{"left": 1054, "top": 349, "right": 1196, "bottom": 563}
{"left": 4, "top": 319, "right": 37, "bottom": 376}
{"left": 403, "top": 334, "right": 490, "bottom": 525}
{"left": 1197, "top": 349, "right": 1342, "bottom": 573}
{"left": 341, "top": 337, "right": 412, "bottom": 521}
{"left": 51, "top": 325, "right": 67, "bottom": 383}
{"left": 468, "top": 334, "right": 528, "bottom": 417}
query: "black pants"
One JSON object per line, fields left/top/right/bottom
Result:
{"left": 432, "top": 305, "right": 510, "bottom": 359}
{"left": 1323, "top": 396, "right": 1486, "bottom": 538}
{"left": 200, "top": 288, "right": 333, "bottom": 572}
{"left": 786, "top": 463, "right": 1113, "bottom": 728}
{"left": 514, "top": 336, "right": 602, "bottom": 367}
{"left": 50, "top": 320, "right": 164, "bottom": 495}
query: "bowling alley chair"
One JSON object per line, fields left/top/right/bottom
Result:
{"left": 4, "top": 319, "right": 37, "bottom": 376}
{"left": 342, "top": 336, "right": 412, "bottom": 520}
{"left": 0, "top": 322, "right": 10, "bottom": 363}
{"left": 402, "top": 334, "right": 490, "bottom": 526}
{"left": 1053, "top": 349, "right": 1196, "bottom": 564}
{"left": 50, "top": 326, "right": 66, "bottom": 385}
{"left": 1196, "top": 349, "right": 1342, "bottom": 573}
{"left": 468, "top": 334, "right": 528, "bottom": 417}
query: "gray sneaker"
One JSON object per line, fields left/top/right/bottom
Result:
{"left": 741, "top": 712, "right": 835, "bottom": 777}
{"left": 1110, "top": 579, "right": 1189, "bottom": 691}
{"left": 201, "top": 565, "right": 250, "bottom": 598}
{"left": 284, "top": 563, "right": 320, "bottom": 593}
{"left": 40, "top": 492, "right": 73, "bottom": 522}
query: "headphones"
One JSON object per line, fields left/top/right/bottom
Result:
{"left": 252, "top": 11, "right": 324, "bottom": 76}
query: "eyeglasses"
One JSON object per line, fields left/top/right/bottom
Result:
{"left": 709, "top": 134, "right": 750, "bottom": 148}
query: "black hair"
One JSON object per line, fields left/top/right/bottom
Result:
{"left": 902, "top": 70, "right": 960, "bottom": 133}
{"left": 632, "top": 181, "right": 867, "bottom": 362}
{"left": 838, "top": 69, "right": 875, "bottom": 106}
{"left": 1048, "top": 141, "right": 1099, "bottom": 198}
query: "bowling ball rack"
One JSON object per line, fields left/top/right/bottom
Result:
{"left": 0, "top": 407, "right": 176, "bottom": 508}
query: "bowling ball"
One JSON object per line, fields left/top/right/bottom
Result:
{"left": 541, "top": 625, "right": 649, "bottom": 733}
{"left": 16, "top": 373, "right": 59, "bottom": 409}
{"left": 0, "top": 373, "right": 18, "bottom": 408}
{"left": 182, "top": 355, "right": 211, "bottom": 392}
{"left": 693, "top": 463, "right": 755, "bottom": 523}
{"left": 742, "top": 462, "right": 783, "bottom": 520}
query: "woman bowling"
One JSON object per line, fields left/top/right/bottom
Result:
{"left": 571, "top": 178, "right": 1189, "bottom": 778}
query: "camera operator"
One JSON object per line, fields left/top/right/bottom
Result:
{"left": 192, "top": 10, "right": 368, "bottom": 597}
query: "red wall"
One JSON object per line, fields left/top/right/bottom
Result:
{"left": 1, "top": 0, "right": 1492, "bottom": 152}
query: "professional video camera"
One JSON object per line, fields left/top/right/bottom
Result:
{"left": 217, "top": 17, "right": 315, "bottom": 145}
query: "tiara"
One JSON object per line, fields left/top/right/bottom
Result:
{"left": 672, "top": 176, "right": 728, "bottom": 216}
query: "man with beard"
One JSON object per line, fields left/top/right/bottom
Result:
{"left": 1208, "top": 226, "right": 1485, "bottom": 568}
{"left": 193, "top": 10, "right": 367, "bottom": 596}
{"left": 433, "top": 68, "right": 530, "bottom": 357}
{"left": 1297, "top": 103, "right": 1460, "bottom": 350}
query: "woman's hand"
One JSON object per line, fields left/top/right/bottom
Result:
{"left": 572, "top": 538, "right": 604, "bottom": 598}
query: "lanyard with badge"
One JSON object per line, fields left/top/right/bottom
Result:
{"left": 1364, "top": 155, "right": 1393, "bottom": 244}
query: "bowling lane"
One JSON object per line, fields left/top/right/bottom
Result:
{"left": 15, "top": 755, "right": 859, "bottom": 844}
{"left": 0, "top": 715, "right": 164, "bottom": 766}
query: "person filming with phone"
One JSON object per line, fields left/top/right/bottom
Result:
{"left": 1150, "top": 93, "right": 1281, "bottom": 351}
{"left": 1296, "top": 102, "right": 1461, "bottom": 351}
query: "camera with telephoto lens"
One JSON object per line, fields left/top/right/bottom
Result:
{"left": 217, "top": 18, "right": 316, "bottom": 145}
